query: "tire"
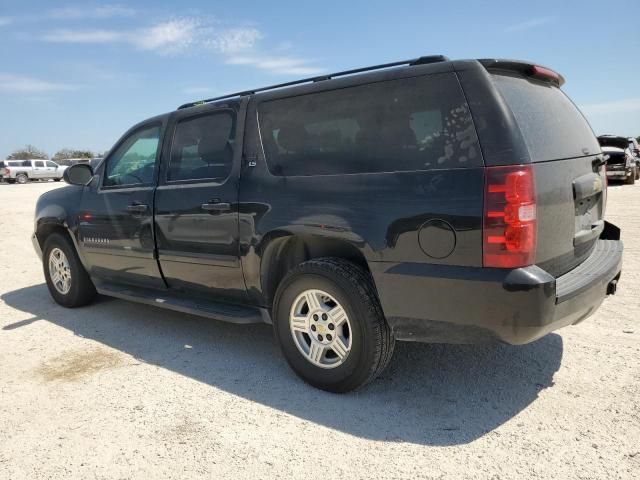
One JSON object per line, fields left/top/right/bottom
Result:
{"left": 635, "top": 167, "right": 639, "bottom": 180}
{"left": 626, "top": 170, "right": 636, "bottom": 185}
{"left": 53, "top": 178, "right": 61, "bottom": 182}
{"left": 6, "top": 179, "right": 15, "bottom": 184}
{"left": 273, "top": 258, "right": 394, "bottom": 393}
{"left": 16, "top": 173, "right": 29, "bottom": 184}
{"left": 43, "top": 232, "right": 97, "bottom": 307}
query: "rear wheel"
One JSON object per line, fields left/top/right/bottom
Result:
{"left": 626, "top": 169, "right": 636, "bottom": 185}
{"left": 43, "top": 233, "right": 96, "bottom": 307}
{"left": 53, "top": 178, "right": 61, "bottom": 182}
{"left": 16, "top": 173, "right": 28, "bottom": 184}
{"left": 273, "top": 258, "right": 394, "bottom": 393}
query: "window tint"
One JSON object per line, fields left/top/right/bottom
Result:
{"left": 104, "top": 125, "right": 161, "bottom": 187}
{"left": 492, "top": 74, "right": 600, "bottom": 162}
{"left": 168, "top": 111, "right": 235, "bottom": 182}
{"left": 34, "top": 161, "right": 45, "bottom": 167}
{"left": 258, "top": 73, "right": 481, "bottom": 176}
{"left": 46, "top": 161, "right": 57, "bottom": 167}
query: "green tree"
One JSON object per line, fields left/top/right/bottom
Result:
{"left": 6, "top": 145, "right": 48, "bottom": 160}
{"left": 53, "top": 148, "right": 94, "bottom": 161}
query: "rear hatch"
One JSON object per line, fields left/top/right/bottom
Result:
{"left": 487, "top": 67, "right": 605, "bottom": 277}
{"left": 601, "top": 147, "right": 627, "bottom": 166}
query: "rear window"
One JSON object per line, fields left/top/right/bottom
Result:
{"left": 258, "top": 72, "right": 482, "bottom": 176}
{"left": 492, "top": 74, "right": 600, "bottom": 162}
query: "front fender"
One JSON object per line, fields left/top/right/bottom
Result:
{"left": 34, "top": 185, "right": 87, "bottom": 266}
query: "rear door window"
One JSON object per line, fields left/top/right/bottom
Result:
{"left": 258, "top": 72, "right": 481, "bottom": 176}
{"left": 491, "top": 74, "right": 600, "bottom": 162}
{"left": 168, "top": 111, "right": 235, "bottom": 182}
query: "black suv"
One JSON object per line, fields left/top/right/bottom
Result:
{"left": 33, "top": 56, "right": 623, "bottom": 392}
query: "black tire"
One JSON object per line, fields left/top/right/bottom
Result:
{"left": 53, "top": 178, "right": 61, "bottom": 182}
{"left": 43, "top": 232, "right": 97, "bottom": 307}
{"left": 635, "top": 167, "right": 639, "bottom": 180}
{"left": 273, "top": 258, "right": 394, "bottom": 393}
{"left": 626, "top": 170, "right": 636, "bottom": 185}
{"left": 6, "top": 179, "right": 16, "bottom": 184}
{"left": 16, "top": 173, "right": 29, "bottom": 184}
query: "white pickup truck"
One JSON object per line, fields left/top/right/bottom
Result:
{"left": 0, "top": 159, "right": 67, "bottom": 184}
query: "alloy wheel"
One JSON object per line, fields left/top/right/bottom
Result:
{"left": 289, "top": 289, "right": 352, "bottom": 369}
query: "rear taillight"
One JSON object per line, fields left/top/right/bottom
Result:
{"left": 483, "top": 165, "right": 537, "bottom": 268}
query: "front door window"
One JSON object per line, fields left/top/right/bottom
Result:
{"left": 104, "top": 125, "right": 161, "bottom": 187}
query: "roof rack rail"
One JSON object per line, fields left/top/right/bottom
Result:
{"left": 177, "top": 54, "right": 449, "bottom": 110}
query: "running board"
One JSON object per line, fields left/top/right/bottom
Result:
{"left": 96, "top": 283, "right": 268, "bottom": 324}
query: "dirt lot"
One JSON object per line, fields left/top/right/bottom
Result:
{"left": 0, "top": 180, "right": 638, "bottom": 480}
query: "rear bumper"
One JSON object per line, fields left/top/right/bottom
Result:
{"left": 606, "top": 167, "right": 632, "bottom": 178}
{"left": 371, "top": 225, "right": 623, "bottom": 345}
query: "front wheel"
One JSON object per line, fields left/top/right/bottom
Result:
{"left": 273, "top": 258, "right": 394, "bottom": 393}
{"left": 43, "top": 233, "right": 97, "bottom": 307}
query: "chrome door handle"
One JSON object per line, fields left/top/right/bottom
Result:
{"left": 126, "top": 203, "right": 148, "bottom": 213}
{"left": 201, "top": 202, "right": 231, "bottom": 212}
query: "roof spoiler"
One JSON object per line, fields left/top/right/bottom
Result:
{"left": 478, "top": 59, "right": 565, "bottom": 86}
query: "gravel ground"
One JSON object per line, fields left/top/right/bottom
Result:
{"left": 0, "top": 180, "right": 638, "bottom": 480}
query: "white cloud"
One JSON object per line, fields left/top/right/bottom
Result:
{"left": 226, "top": 56, "right": 324, "bottom": 75}
{"left": 40, "top": 17, "right": 324, "bottom": 72}
{"left": 210, "top": 28, "right": 262, "bottom": 53}
{"left": 42, "top": 29, "right": 121, "bottom": 43}
{"left": 0, "top": 74, "right": 77, "bottom": 93}
{"left": 0, "top": 16, "right": 13, "bottom": 26}
{"left": 132, "top": 19, "right": 199, "bottom": 53}
{"left": 48, "top": 5, "right": 136, "bottom": 20}
{"left": 504, "top": 17, "right": 553, "bottom": 33}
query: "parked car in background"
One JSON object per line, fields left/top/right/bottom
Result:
{"left": 628, "top": 137, "right": 640, "bottom": 175}
{"left": 598, "top": 135, "right": 637, "bottom": 184}
{"left": 32, "top": 56, "right": 623, "bottom": 392}
{"left": 1, "top": 159, "right": 67, "bottom": 184}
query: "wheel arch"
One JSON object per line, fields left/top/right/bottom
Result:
{"left": 258, "top": 233, "right": 374, "bottom": 308}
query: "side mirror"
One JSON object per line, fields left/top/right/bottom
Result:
{"left": 63, "top": 163, "right": 94, "bottom": 186}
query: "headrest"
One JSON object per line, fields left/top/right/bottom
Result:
{"left": 197, "top": 115, "right": 233, "bottom": 157}
{"left": 277, "top": 124, "right": 308, "bottom": 153}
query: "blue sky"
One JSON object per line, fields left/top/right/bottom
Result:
{"left": 1, "top": 0, "right": 639, "bottom": 158}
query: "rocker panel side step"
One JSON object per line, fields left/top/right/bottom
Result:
{"left": 96, "top": 282, "right": 267, "bottom": 324}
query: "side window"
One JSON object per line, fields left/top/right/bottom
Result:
{"left": 46, "top": 161, "right": 57, "bottom": 168}
{"left": 258, "top": 72, "right": 481, "bottom": 176}
{"left": 168, "top": 111, "right": 235, "bottom": 182}
{"left": 34, "top": 161, "right": 45, "bottom": 167}
{"left": 104, "top": 125, "right": 161, "bottom": 187}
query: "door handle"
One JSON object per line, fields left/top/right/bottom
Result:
{"left": 201, "top": 202, "right": 231, "bottom": 212}
{"left": 127, "top": 203, "right": 148, "bottom": 213}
